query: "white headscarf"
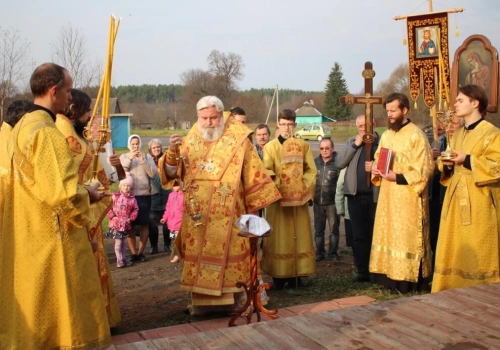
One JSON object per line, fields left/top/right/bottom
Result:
{"left": 127, "top": 134, "right": 142, "bottom": 152}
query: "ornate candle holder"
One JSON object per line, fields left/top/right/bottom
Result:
{"left": 436, "top": 108, "right": 457, "bottom": 161}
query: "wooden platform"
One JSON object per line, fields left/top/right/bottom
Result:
{"left": 109, "top": 283, "right": 500, "bottom": 349}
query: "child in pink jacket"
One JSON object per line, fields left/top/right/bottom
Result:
{"left": 160, "top": 184, "right": 184, "bottom": 263}
{"left": 107, "top": 174, "right": 139, "bottom": 267}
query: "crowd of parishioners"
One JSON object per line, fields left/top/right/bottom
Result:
{"left": 4, "top": 86, "right": 499, "bottom": 296}
{"left": 2, "top": 60, "right": 499, "bottom": 349}
{"left": 222, "top": 88, "right": 500, "bottom": 296}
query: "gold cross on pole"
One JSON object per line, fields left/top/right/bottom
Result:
{"left": 188, "top": 137, "right": 201, "bottom": 152}
{"left": 216, "top": 183, "right": 233, "bottom": 205}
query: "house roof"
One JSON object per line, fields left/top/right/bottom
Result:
{"left": 90, "top": 97, "right": 122, "bottom": 115}
{"left": 295, "top": 101, "right": 323, "bottom": 117}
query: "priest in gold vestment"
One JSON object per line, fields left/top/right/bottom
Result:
{"left": 433, "top": 85, "right": 500, "bottom": 292}
{"left": 55, "top": 88, "right": 121, "bottom": 327}
{"left": 261, "top": 109, "right": 317, "bottom": 289}
{"left": 163, "top": 96, "right": 281, "bottom": 314}
{"left": 371, "top": 93, "right": 434, "bottom": 293}
{"left": 0, "top": 63, "right": 111, "bottom": 349}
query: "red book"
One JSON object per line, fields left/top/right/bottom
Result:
{"left": 377, "top": 147, "right": 393, "bottom": 174}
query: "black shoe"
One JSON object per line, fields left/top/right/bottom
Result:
{"left": 272, "top": 277, "right": 286, "bottom": 290}
{"left": 315, "top": 255, "right": 325, "bottom": 262}
{"left": 164, "top": 244, "right": 171, "bottom": 252}
{"left": 287, "top": 277, "right": 302, "bottom": 288}
{"left": 351, "top": 274, "right": 370, "bottom": 283}
{"left": 129, "top": 254, "right": 138, "bottom": 263}
{"left": 149, "top": 246, "right": 158, "bottom": 255}
{"left": 327, "top": 254, "right": 339, "bottom": 261}
{"left": 138, "top": 253, "right": 147, "bottom": 262}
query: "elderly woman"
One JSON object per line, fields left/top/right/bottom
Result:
{"left": 147, "top": 139, "right": 172, "bottom": 254}
{"left": 120, "top": 134, "right": 157, "bottom": 262}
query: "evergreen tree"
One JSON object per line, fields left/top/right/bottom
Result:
{"left": 323, "top": 62, "right": 351, "bottom": 120}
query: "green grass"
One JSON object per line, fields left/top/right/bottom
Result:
{"left": 131, "top": 129, "right": 188, "bottom": 137}
{"left": 129, "top": 125, "right": 387, "bottom": 143}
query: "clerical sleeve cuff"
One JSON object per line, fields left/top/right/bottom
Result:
{"left": 463, "top": 155, "right": 471, "bottom": 170}
{"left": 165, "top": 149, "right": 178, "bottom": 166}
{"left": 165, "top": 164, "right": 178, "bottom": 177}
{"left": 396, "top": 174, "right": 408, "bottom": 185}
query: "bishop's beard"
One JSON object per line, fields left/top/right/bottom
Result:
{"left": 198, "top": 120, "right": 225, "bottom": 142}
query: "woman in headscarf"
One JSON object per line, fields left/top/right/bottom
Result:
{"left": 119, "top": 134, "right": 157, "bottom": 262}
{"left": 147, "top": 138, "right": 172, "bottom": 254}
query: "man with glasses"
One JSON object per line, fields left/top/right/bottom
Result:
{"left": 313, "top": 139, "right": 340, "bottom": 262}
{"left": 261, "top": 109, "right": 317, "bottom": 289}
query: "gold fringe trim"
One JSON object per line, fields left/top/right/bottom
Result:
{"left": 434, "top": 267, "right": 500, "bottom": 281}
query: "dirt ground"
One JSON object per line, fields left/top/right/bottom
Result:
{"left": 106, "top": 215, "right": 355, "bottom": 335}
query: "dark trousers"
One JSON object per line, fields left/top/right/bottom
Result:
{"left": 148, "top": 210, "right": 171, "bottom": 248}
{"left": 347, "top": 194, "right": 376, "bottom": 276}
{"left": 429, "top": 195, "right": 442, "bottom": 269}
{"left": 313, "top": 203, "right": 339, "bottom": 258}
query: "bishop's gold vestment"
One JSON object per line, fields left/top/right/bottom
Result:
{"left": 371, "top": 122, "right": 434, "bottom": 283}
{"left": 165, "top": 117, "right": 281, "bottom": 306}
{"left": 260, "top": 137, "right": 317, "bottom": 278}
{"left": 56, "top": 114, "right": 121, "bottom": 327}
{"left": 0, "top": 109, "right": 111, "bottom": 349}
{"left": 432, "top": 120, "right": 500, "bottom": 292}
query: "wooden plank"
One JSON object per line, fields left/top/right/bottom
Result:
{"left": 359, "top": 303, "right": 447, "bottom": 348}
{"left": 151, "top": 335, "right": 199, "bottom": 349}
{"left": 218, "top": 325, "right": 283, "bottom": 350}
{"left": 458, "top": 284, "right": 500, "bottom": 306}
{"left": 250, "top": 319, "right": 326, "bottom": 349}
{"left": 331, "top": 304, "right": 442, "bottom": 349}
{"left": 312, "top": 311, "right": 411, "bottom": 349}
{"left": 281, "top": 314, "right": 363, "bottom": 349}
{"left": 185, "top": 329, "right": 242, "bottom": 349}
{"left": 390, "top": 299, "right": 497, "bottom": 348}
{"left": 419, "top": 289, "right": 500, "bottom": 332}
{"left": 115, "top": 341, "right": 158, "bottom": 350}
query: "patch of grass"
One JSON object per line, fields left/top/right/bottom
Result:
{"left": 265, "top": 272, "right": 416, "bottom": 310}
{"left": 131, "top": 129, "right": 188, "bottom": 137}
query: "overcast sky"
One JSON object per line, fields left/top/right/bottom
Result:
{"left": 1, "top": 0, "right": 498, "bottom": 94}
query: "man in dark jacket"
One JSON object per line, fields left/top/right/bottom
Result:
{"left": 313, "top": 139, "right": 340, "bottom": 261}
{"left": 335, "top": 115, "right": 379, "bottom": 282}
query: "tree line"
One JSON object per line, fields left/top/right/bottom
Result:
{"left": 3, "top": 22, "right": 500, "bottom": 128}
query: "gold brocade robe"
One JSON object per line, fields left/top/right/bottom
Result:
{"left": 0, "top": 110, "right": 111, "bottom": 349}
{"left": 165, "top": 117, "right": 281, "bottom": 305}
{"left": 371, "top": 122, "right": 434, "bottom": 282}
{"left": 432, "top": 121, "right": 500, "bottom": 292}
{"left": 56, "top": 114, "right": 121, "bottom": 327}
{"left": 260, "top": 137, "right": 317, "bottom": 278}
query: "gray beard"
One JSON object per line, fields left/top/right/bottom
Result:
{"left": 198, "top": 121, "right": 225, "bottom": 141}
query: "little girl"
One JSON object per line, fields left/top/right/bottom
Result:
{"left": 160, "top": 183, "right": 184, "bottom": 263}
{"left": 107, "top": 174, "right": 139, "bottom": 267}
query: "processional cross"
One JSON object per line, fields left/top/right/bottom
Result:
{"left": 340, "top": 62, "right": 384, "bottom": 188}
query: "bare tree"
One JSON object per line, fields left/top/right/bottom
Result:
{"left": 207, "top": 50, "right": 244, "bottom": 100}
{"left": 0, "top": 26, "right": 31, "bottom": 123}
{"left": 51, "top": 24, "right": 102, "bottom": 89}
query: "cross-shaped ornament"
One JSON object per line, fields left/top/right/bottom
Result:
{"left": 188, "top": 137, "right": 201, "bottom": 152}
{"left": 340, "top": 62, "right": 385, "bottom": 188}
{"left": 216, "top": 183, "right": 233, "bottom": 205}
{"left": 220, "top": 136, "right": 236, "bottom": 151}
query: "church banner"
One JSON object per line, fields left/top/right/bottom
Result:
{"left": 407, "top": 12, "right": 450, "bottom": 107}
